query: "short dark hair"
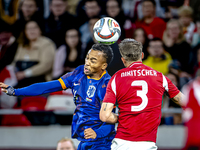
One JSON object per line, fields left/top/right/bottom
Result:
{"left": 148, "top": 37, "right": 164, "bottom": 47}
{"left": 50, "top": 0, "right": 67, "bottom": 4}
{"left": 142, "top": 0, "right": 156, "bottom": 7}
{"left": 92, "top": 43, "right": 114, "bottom": 65}
{"left": 85, "top": 0, "right": 101, "bottom": 7}
{"left": 119, "top": 38, "right": 143, "bottom": 62}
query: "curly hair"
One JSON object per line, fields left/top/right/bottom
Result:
{"left": 91, "top": 43, "right": 114, "bottom": 65}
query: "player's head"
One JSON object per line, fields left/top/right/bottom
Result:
{"left": 84, "top": 43, "right": 113, "bottom": 78}
{"left": 119, "top": 38, "right": 143, "bottom": 67}
{"left": 56, "top": 137, "right": 75, "bottom": 150}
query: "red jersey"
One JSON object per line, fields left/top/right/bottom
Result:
{"left": 135, "top": 17, "right": 166, "bottom": 39}
{"left": 182, "top": 77, "right": 200, "bottom": 149}
{"left": 103, "top": 62, "right": 179, "bottom": 143}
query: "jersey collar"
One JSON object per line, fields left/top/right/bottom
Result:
{"left": 128, "top": 61, "right": 143, "bottom": 68}
{"left": 87, "top": 70, "right": 107, "bottom": 80}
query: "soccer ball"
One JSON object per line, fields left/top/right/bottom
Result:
{"left": 93, "top": 17, "right": 121, "bottom": 45}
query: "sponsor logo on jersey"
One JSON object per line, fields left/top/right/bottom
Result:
{"left": 102, "top": 83, "right": 106, "bottom": 88}
{"left": 87, "top": 85, "right": 96, "bottom": 98}
{"left": 86, "top": 97, "right": 92, "bottom": 102}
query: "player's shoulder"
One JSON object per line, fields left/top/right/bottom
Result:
{"left": 104, "top": 71, "right": 111, "bottom": 81}
{"left": 61, "top": 65, "right": 84, "bottom": 80}
{"left": 111, "top": 67, "right": 127, "bottom": 78}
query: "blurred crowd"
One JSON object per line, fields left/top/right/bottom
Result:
{"left": 0, "top": 0, "right": 200, "bottom": 126}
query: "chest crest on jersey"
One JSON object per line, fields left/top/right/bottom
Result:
{"left": 87, "top": 85, "right": 96, "bottom": 98}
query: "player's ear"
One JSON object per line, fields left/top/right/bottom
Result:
{"left": 121, "top": 57, "right": 126, "bottom": 65}
{"left": 142, "top": 52, "right": 144, "bottom": 59}
{"left": 102, "top": 63, "right": 108, "bottom": 70}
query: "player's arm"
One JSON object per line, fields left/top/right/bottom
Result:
{"left": 100, "top": 102, "right": 118, "bottom": 124}
{"left": 0, "top": 80, "right": 63, "bottom": 96}
{"left": 171, "top": 91, "right": 185, "bottom": 107}
{"left": 84, "top": 122, "right": 115, "bottom": 139}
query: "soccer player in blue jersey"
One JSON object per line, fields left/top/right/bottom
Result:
{"left": 0, "top": 44, "right": 116, "bottom": 150}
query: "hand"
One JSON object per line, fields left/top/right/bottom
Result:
{"left": 16, "top": 71, "right": 25, "bottom": 80}
{"left": 0, "top": 82, "right": 15, "bottom": 96}
{"left": 84, "top": 128, "right": 97, "bottom": 139}
{"left": 0, "top": 82, "right": 9, "bottom": 93}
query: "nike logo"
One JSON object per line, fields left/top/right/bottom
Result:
{"left": 74, "top": 83, "right": 80, "bottom": 86}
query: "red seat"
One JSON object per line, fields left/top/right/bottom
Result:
{"left": 1, "top": 114, "right": 31, "bottom": 126}
{"left": 20, "top": 96, "right": 47, "bottom": 111}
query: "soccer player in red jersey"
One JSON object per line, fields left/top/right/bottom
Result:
{"left": 100, "top": 39, "right": 184, "bottom": 150}
{"left": 182, "top": 75, "right": 200, "bottom": 150}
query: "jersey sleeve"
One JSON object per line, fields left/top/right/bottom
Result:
{"left": 163, "top": 75, "right": 180, "bottom": 98}
{"left": 103, "top": 75, "right": 117, "bottom": 104}
{"left": 58, "top": 66, "right": 82, "bottom": 90}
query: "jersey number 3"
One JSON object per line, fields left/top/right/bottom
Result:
{"left": 131, "top": 80, "right": 148, "bottom": 112}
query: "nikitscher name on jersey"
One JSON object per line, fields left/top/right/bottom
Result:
{"left": 121, "top": 69, "right": 157, "bottom": 77}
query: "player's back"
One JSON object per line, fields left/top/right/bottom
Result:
{"left": 112, "top": 62, "right": 179, "bottom": 142}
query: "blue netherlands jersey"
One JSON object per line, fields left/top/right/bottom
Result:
{"left": 58, "top": 65, "right": 115, "bottom": 142}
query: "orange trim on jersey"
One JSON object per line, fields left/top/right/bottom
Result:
{"left": 87, "top": 70, "right": 107, "bottom": 80}
{"left": 58, "top": 78, "right": 67, "bottom": 90}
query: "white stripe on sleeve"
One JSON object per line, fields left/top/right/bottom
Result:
{"left": 111, "top": 76, "right": 116, "bottom": 96}
{"left": 163, "top": 75, "right": 169, "bottom": 92}
{"left": 193, "top": 80, "right": 200, "bottom": 106}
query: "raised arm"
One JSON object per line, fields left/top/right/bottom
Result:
{"left": 0, "top": 80, "right": 63, "bottom": 96}
{"left": 100, "top": 102, "right": 118, "bottom": 124}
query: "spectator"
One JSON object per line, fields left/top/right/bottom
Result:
{"left": 133, "top": 28, "right": 149, "bottom": 60}
{"left": 143, "top": 38, "right": 172, "bottom": 75}
{"left": 178, "top": 6, "right": 196, "bottom": 44}
{"left": 0, "top": 0, "right": 20, "bottom": 24}
{"left": 82, "top": 16, "right": 100, "bottom": 54}
{"left": 12, "top": 0, "right": 45, "bottom": 38}
{"left": 80, "top": 15, "right": 100, "bottom": 53}
{"left": 135, "top": 0, "right": 166, "bottom": 40}
{"left": 122, "top": 0, "right": 165, "bottom": 21}
{"left": 79, "top": 0, "right": 102, "bottom": 49}
{"left": 0, "top": 19, "right": 18, "bottom": 71}
{"left": 163, "top": 19, "right": 192, "bottom": 87}
{"left": 189, "top": 0, "right": 200, "bottom": 23}
{"left": 76, "top": 0, "right": 105, "bottom": 27}
{"left": 45, "top": 0, "right": 77, "bottom": 48}
{"left": 191, "top": 19, "right": 200, "bottom": 48}
{"left": 53, "top": 28, "right": 84, "bottom": 79}
{"left": 161, "top": 0, "right": 184, "bottom": 22}
{"left": 57, "top": 137, "right": 76, "bottom": 150}
{"left": 13, "top": 21, "right": 55, "bottom": 88}
{"left": 106, "top": 0, "right": 126, "bottom": 41}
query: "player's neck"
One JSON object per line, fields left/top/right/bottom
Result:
{"left": 89, "top": 70, "right": 106, "bottom": 79}
{"left": 126, "top": 60, "right": 142, "bottom": 68}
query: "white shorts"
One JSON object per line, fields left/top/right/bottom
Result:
{"left": 111, "top": 138, "right": 158, "bottom": 150}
